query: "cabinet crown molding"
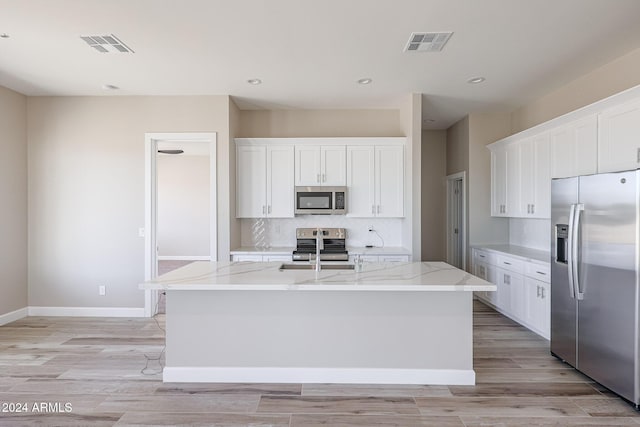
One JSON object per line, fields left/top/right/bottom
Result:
{"left": 235, "top": 137, "right": 406, "bottom": 146}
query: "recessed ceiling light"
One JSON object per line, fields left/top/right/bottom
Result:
{"left": 467, "top": 77, "right": 486, "bottom": 84}
{"left": 102, "top": 84, "right": 119, "bottom": 90}
{"left": 247, "top": 79, "right": 262, "bottom": 85}
{"left": 357, "top": 78, "right": 372, "bottom": 85}
{"left": 0, "top": 33, "right": 10, "bottom": 39}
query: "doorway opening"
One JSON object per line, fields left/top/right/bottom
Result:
{"left": 144, "top": 133, "right": 217, "bottom": 317}
{"left": 446, "top": 172, "right": 466, "bottom": 270}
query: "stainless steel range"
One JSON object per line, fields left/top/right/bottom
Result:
{"left": 292, "top": 228, "right": 348, "bottom": 261}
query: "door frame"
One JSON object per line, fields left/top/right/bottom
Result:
{"left": 144, "top": 132, "right": 217, "bottom": 317}
{"left": 446, "top": 171, "right": 467, "bottom": 270}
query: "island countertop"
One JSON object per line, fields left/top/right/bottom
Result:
{"left": 140, "top": 261, "right": 495, "bottom": 292}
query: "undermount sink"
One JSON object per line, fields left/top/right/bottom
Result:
{"left": 279, "top": 263, "right": 355, "bottom": 271}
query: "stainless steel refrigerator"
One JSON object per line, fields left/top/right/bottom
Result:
{"left": 551, "top": 169, "right": 639, "bottom": 407}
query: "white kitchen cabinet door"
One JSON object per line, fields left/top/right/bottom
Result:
{"left": 321, "top": 146, "right": 346, "bottom": 185}
{"left": 598, "top": 99, "right": 640, "bottom": 173}
{"left": 524, "top": 277, "right": 550, "bottom": 339}
{"left": 346, "top": 145, "right": 375, "bottom": 217}
{"left": 495, "top": 267, "right": 511, "bottom": 313}
{"left": 491, "top": 147, "right": 508, "bottom": 216}
{"left": 520, "top": 134, "right": 551, "bottom": 218}
{"left": 266, "top": 145, "right": 294, "bottom": 218}
{"left": 295, "top": 145, "right": 321, "bottom": 186}
{"left": 508, "top": 270, "right": 525, "bottom": 322}
{"left": 549, "top": 115, "right": 597, "bottom": 178}
{"left": 505, "top": 143, "right": 521, "bottom": 217}
{"left": 295, "top": 145, "right": 346, "bottom": 186}
{"left": 375, "top": 145, "right": 404, "bottom": 217}
{"left": 236, "top": 145, "right": 267, "bottom": 218}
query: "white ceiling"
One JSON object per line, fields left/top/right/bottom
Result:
{"left": 1, "top": 0, "right": 640, "bottom": 129}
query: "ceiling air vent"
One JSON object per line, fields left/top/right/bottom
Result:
{"left": 404, "top": 32, "right": 453, "bottom": 52}
{"left": 80, "top": 34, "right": 134, "bottom": 53}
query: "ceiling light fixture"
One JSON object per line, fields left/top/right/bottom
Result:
{"left": 357, "top": 78, "right": 372, "bottom": 85}
{"left": 0, "top": 33, "right": 9, "bottom": 39}
{"left": 467, "top": 77, "right": 486, "bottom": 84}
{"left": 247, "top": 79, "right": 262, "bottom": 85}
{"left": 102, "top": 84, "right": 119, "bottom": 90}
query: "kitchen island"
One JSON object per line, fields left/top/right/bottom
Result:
{"left": 140, "top": 261, "right": 494, "bottom": 385}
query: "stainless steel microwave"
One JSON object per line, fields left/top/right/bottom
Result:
{"left": 294, "top": 186, "right": 347, "bottom": 215}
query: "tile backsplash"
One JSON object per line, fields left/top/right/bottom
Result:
{"left": 240, "top": 216, "right": 404, "bottom": 248}
{"left": 509, "top": 218, "right": 551, "bottom": 252}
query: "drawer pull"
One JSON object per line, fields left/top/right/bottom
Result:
{"left": 536, "top": 271, "right": 546, "bottom": 275}
{"left": 479, "top": 254, "right": 485, "bottom": 258}
{"left": 503, "top": 261, "right": 511, "bottom": 265}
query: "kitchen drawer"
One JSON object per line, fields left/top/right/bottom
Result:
{"left": 474, "top": 249, "right": 496, "bottom": 265}
{"left": 525, "top": 262, "right": 551, "bottom": 283}
{"left": 496, "top": 254, "right": 524, "bottom": 273}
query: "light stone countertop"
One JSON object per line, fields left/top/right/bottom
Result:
{"left": 229, "top": 246, "right": 411, "bottom": 256}
{"left": 140, "top": 261, "right": 495, "bottom": 292}
{"left": 473, "top": 244, "right": 550, "bottom": 264}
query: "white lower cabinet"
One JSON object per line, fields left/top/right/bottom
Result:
{"left": 349, "top": 254, "right": 410, "bottom": 263}
{"left": 231, "top": 254, "right": 292, "bottom": 262}
{"left": 472, "top": 248, "right": 550, "bottom": 339}
{"left": 524, "top": 277, "right": 550, "bottom": 339}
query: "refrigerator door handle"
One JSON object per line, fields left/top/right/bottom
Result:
{"left": 567, "top": 203, "right": 577, "bottom": 299}
{"left": 573, "top": 203, "right": 585, "bottom": 300}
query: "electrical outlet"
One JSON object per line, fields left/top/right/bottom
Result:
{"left": 99, "top": 285, "right": 106, "bottom": 296}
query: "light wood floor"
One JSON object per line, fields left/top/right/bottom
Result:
{"left": 1, "top": 300, "right": 639, "bottom": 426}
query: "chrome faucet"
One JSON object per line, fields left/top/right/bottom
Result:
{"left": 315, "top": 228, "right": 324, "bottom": 272}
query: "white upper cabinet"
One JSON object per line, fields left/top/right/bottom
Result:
{"left": 236, "top": 144, "right": 294, "bottom": 218}
{"left": 549, "top": 114, "right": 598, "bottom": 178}
{"left": 347, "top": 145, "right": 404, "bottom": 218}
{"left": 491, "top": 147, "right": 508, "bottom": 216}
{"left": 520, "top": 134, "right": 550, "bottom": 218}
{"left": 490, "top": 135, "right": 550, "bottom": 219}
{"left": 295, "top": 145, "right": 346, "bottom": 186}
{"left": 598, "top": 98, "right": 640, "bottom": 173}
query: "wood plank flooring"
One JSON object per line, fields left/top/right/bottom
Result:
{"left": 0, "top": 300, "right": 638, "bottom": 426}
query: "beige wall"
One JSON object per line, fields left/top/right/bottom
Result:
{"left": 467, "top": 113, "right": 511, "bottom": 270}
{"left": 0, "top": 86, "right": 27, "bottom": 317}
{"left": 27, "top": 96, "right": 231, "bottom": 309}
{"left": 511, "top": 47, "right": 640, "bottom": 133}
{"left": 446, "top": 116, "right": 469, "bottom": 176}
{"left": 157, "top": 155, "right": 210, "bottom": 258}
{"left": 400, "top": 93, "right": 422, "bottom": 260}
{"left": 228, "top": 98, "right": 241, "bottom": 251}
{"left": 237, "top": 109, "right": 403, "bottom": 137}
{"left": 421, "top": 130, "right": 446, "bottom": 261}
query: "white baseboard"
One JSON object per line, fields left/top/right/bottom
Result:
{"left": 0, "top": 307, "right": 28, "bottom": 326}
{"left": 28, "top": 306, "right": 145, "bottom": 317}
{"left": 158, "top": 256, "right": 210, "bottom": 261}
{"left": 163, "top": 367, "right": 476, "bottom": 385}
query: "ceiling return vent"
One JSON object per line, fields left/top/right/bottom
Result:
{"left": 80, "top": 34, "right": 134, "bottom": 53}
{"left": 404, "top": 32, "right": 453, "bottom": 52}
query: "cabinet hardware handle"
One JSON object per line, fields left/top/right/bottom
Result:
{"left": 317, "top": 174, "right": 321, "bottom": 183}
{"left": 536, "top": 271, "right": 546, "bottom": 275}
{"left": 541, "top": 287, "right": 546, "bottom": 298}
{"left": 537, "top": 285, "right": 541, "bottom": 298}
{"left": 322, "top": 173, "right": 326, "bottom": 182}
{"left": 377, "top": 205, "right": 381, "bottom": 214}
{"left": 532, "top": 204, "right": 535, "bottom": 214}
{"left": 527, "top": 204, "right": 531, "bottom": 214}
{"left": 637, "top": 147, "right": 640, "bottom": 163}
{"left": 479, "top": 254, "right": 485, "bottom": 258}
{"left": 262, "top": 205, "right": 266, "bottom": 214}
{"left": 372, "top": 205, "right": 376, "bottom": 214}
{"left": 504, "top": 261, "right": 511, "bottom": 265}
{"left": 268, "top": 205, "right": 272, "bottom": 214}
